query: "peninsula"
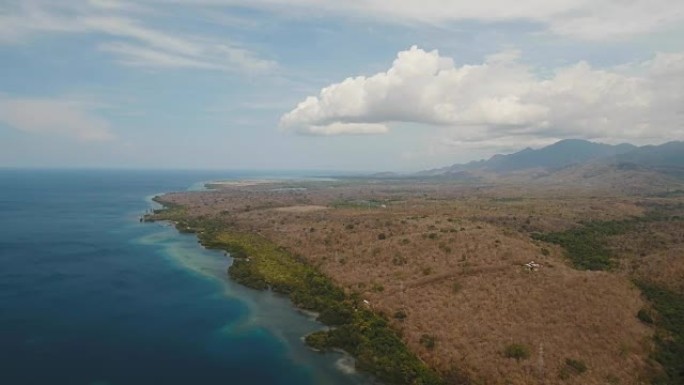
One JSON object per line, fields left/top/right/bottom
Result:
{"left": 145, "top": 141, "right": 684, "bottom": 385}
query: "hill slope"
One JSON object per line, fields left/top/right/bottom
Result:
{"left": 423, "top": 139, "right": 638, "bottom": 176}
{"left": 421, "top": 140, "right": 684, "bottom": 191}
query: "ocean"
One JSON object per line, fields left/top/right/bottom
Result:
{"left": 0, "top": 169, "right": 371, "bottom": 385}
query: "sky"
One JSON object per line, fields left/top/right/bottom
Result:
{"left": 1, "top": 0, "right": 683, "bottom": 172}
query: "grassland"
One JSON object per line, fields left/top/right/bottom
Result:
{"left": 530, "top": 205, "right": 684, "bottom": 385}
{"left": 148, "top": 179, "right": 684, "bottom": 385}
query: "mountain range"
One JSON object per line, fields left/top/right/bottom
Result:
{"left": 416, "top": 139, "right": 684, "bottom": 192}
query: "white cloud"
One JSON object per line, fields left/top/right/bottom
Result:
{"left": 544, "top": 1, "right": 684, "bottom": 40}
{"left": 4, "top": 0, "right": 681, "bottom": 48}
{"left": 0, "top": 2, "right": 83, "bottom": 43}
{"left": 0, "top": 1, "right": 275, "bottom": 73}
{"left": 98, "top": 42, "right": 222, "bottom": 69}
{"left": 88, "top": 16, "right": 276, "bottom": 72}
{"left": 280, "top": 46, "right": 684, "bottom": 145}
{"left": 85, "top": 16, "right": 202, "bottom": 56}
{"left": 87, "top": 0, "right": 149, "bottom": 13}
{"left": 160, "top": 0, "right": 684, "bottom": 41}
{"left": 0, "top": 97, "right": 115, "bottom": 141}
{"left": 302, "top": 123, "right": 389, "bottom": 136}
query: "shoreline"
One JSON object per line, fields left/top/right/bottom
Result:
{"left": 142, "top": 177, "right": 684, "bottom": 385}
{"left": 145, "top": 195, "right": 444, "bottom": 385}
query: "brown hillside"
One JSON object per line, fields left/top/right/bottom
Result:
{"left": 155, "top": 179, "right": 684, "bottom": 384}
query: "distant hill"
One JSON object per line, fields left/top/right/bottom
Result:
{"left": 421, "top": 139, "right": 638, "bottom": 175}
{"left": 613, "top": 141, "right": 684, "bottom": 176}
{"left": 496, "top": 139, "right": 638, "bottom": 171}
{"left": 418, "top": 139, "right": 684, "bottom": 193}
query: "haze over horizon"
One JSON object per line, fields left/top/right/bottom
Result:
{"left": 1, "top": 0, "right": 683, "bottom": 172}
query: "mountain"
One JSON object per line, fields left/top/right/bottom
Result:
{"left": 486, "top": 139, "right": 637, "bottom": 172}
{"left": 613, "top": 141, "right": 684, "bottom": 176}
{"left": 423, "top": 139, "right": 637, "bottom": 176}
{"left": 419, "top": 139, "right": 684, "bottom": 192}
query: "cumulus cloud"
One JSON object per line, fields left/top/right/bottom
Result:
{"left": 280, "top": 46, "right": 684, "bottom": 144}
{"left": 305, "top": 123, "right": 389, "bottom": 136}
{"left": 0, "top": 97, "right": 115, "bottom": 141}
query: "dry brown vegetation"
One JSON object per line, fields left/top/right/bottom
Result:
{"left": 157, "top": 178, "right": 684, "bottom": 385}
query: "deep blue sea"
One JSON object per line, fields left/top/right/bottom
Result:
{"left": 0, "top": 169, "right": 370, "bottom": 385}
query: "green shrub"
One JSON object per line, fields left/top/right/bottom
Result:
{"left": 565, "top": 358, "right": 587, "bottom": 373}
{"left": 393, "top": 310, "right": 407, "bottom": 320}
{"left": 636, "top": 282, "right": 684, "bottom": 384}
{"left": 559, "top": 358, "right": 587, "bottom": 379}
{"left": 637, "top": 308, "right": 654, "bottom": 324}
{"left": 420, "top": 334, "right": 436, "bottom": 350}
{"left": 318, "top": 302, "right": 354, "bottom": 325}
{"left": 392, "top": 254, "right": 407, "bottom": 266}
{"left": 228, "top": 260, "right": 268, "bottom": 290}
{"left": 532, "top": 219, "right": 639, "bottom": 271}
{"left": 305, "top": 330, "right": 332, "bottom": 350}
{"left": 439, "top": 243, "right": 452, "bottom": 253}
{"left": 503, "top": 343, "right": 530, "bottom": 361}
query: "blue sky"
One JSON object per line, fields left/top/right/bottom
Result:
{"left": 1, "top": 1, "right": 683, "bottom": 171}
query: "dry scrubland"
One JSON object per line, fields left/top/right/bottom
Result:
{"left": 156, "top": 179, "right": 684, "bottom": 385}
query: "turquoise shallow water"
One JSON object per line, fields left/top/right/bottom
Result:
{"left": 0, "top": 169, "right": 371, "bottom": 385}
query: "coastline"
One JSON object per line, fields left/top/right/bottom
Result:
{"left": 141, "top": 177, "right": 684, "bottom": 385}
{"left": 145, "top": 195, "right": 444, "bottom": 385}
{"left": 2, "top": 170, "right": 389, "bottom": 385}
